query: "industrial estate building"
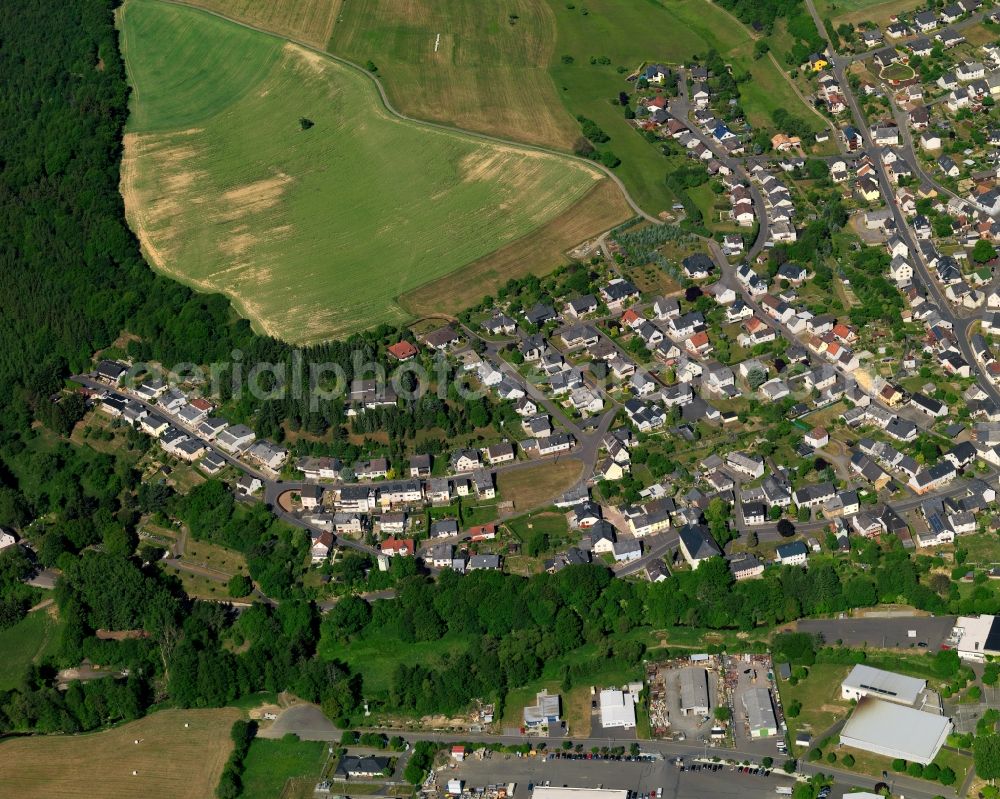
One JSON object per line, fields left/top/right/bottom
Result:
{"left": 599, "top": 689, "right": 637, "bottom": 729}
{"left": 949, "top": 615, "right": 1000, "bottom": 661}
{"left": 743, "top": 687, "right": 778, "bottom": 737}
{"left": 840, "top": 664, "right": 926, "bottom": 707}
{"left": 532, "top": 789, "right": 629, "bottom": 799}
{"left": 679, "top": 667, "right": 710, "bottom": 716}
{"left": 839, "top": 697, "right": 952, "bottom": 765}
{"left": 523, "top": 690, "right": 561, "bottom": 728}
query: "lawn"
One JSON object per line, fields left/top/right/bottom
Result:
{"left": 240, "top": 736, "right": 327, "bottom": 799}
{"left": 505, "top": 510, "right": 571, "bottom": 542}
{"left": 828, "top": 742, "right": 973, "bottom": 788}
{"left": 328, "top": 0, "right": 581, "bottom": 150}
{"left": 165, "top": 562, "right": 232, "bottom": 601}
{"left": 118, "top": 0, "right": 605, "bottom": 342}
{"left": 881, "top": 62, "right": 916, "bottom": 81}
{"left": 497, "top": 459, "right": 585, "bottom": 511}
{"left": 0, "top": 608, "right": 65, "bottom": 691}
{"left": 959, "top": 532, "right": 1000, "bottom": 566}
{"left": 0, "top": 708, "right": 240, "bottom": 799}
{"left": 183, "top": 538, "right": 249, "bottom": 578}
{"left": 774, "top": 662, "right": 853, "bottom": 750}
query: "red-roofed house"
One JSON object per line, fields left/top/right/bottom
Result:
{"left": 621, "top": 308, "right": 642, "bottom": 329}
{"left": 381, "top": 537, "right": 415, "bottom": 556}
{"left": 832, "top": 323, "right": 857, "bottom": 344}
{"left": 388, "top": 341, "right": 419, "bottom": 361}
{"left": 190, "top": 397, "right": 213, "bottom": 412}
{"left": 686, "top": 330, "right": 712, "bottom": 356}
{"left": 468, "top": 523, "right": 498, "bottom": 541}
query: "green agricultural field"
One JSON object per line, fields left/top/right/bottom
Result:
{"left": 240, "top": 736, "right": 327, "bottom": 799}
{"left": 0, "top": 608, "right": 64, "bottom": 691}
{"left": 118, "top": 0, "right": 605, "bottom": 342}
{"left": 184, "top": 0, "right": 822, "bottom": 218}
{"left": 328, "top": 0, "right": 581, "bottom": 149}
{"left": 332, "top": 0, "right": 824, "bottom": 216}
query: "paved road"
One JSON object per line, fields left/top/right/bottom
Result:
{"left": 670, "top": 73, "right": 770, "bottom": 261}
{"left": 805, "top": 0, "right": 1000, "bottom": 410}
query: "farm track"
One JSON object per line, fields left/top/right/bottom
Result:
{"left": 157, "top": 0, "right": 661, "bottom": 225}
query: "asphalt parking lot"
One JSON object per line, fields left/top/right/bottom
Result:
{"left": 440, "top": 755, "right": 849, "bottom": 799}
{"left": 796, "top": 615, "right": 956, "bottom": 650}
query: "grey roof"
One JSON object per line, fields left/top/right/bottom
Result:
{"left": 839, "top": 697, "right": 951, "bottom": 764}
{"left": 468, "top": 554, "right": 501, "bottom": 570}
{"left": 842, "top": 664, "right": 925, "bottom": 705}
{"left": 678, "top": 523, "right": 722, "bottom": 560}
{"left": 335, "top": 755, "right": 391, "bottom": 777}
{"left": 743, "top": 687, "right": 777, "bottom": 733}
{"left": 680, "top": 667, "right": 710, "bottom": 711}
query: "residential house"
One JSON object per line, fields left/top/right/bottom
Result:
{"left": 678, "top": 523, "right": 723, "bottom": 568}
{"left": 776, "top": 541, "right": 809, "bottom": 567}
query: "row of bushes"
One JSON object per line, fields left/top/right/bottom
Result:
{"left": 216, "top": 720, "right": 257, "bottom": 799}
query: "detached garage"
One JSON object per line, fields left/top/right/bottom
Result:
{"left": 840, "top": 697, "right": 951, "bottom": 765}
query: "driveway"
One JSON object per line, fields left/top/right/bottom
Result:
{"left": 258, "top": 703, "right": 338, "bottom": 741}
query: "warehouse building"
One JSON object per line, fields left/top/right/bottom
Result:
{"left": 679, "top": 667, "right": 710, "bottom": 716}
{"left": 950, "top": 615, "right": 1000, "bottom": 661}
{"left": 599, "top": 689, "right": 637, "bottom": 729}
{"left": 743, "top": 687, "right": 778, "bottom": 737}
{"left": 841, "top": 664, "right": 925, "bottom": 707}
{"left": 839, "top": 697, "right": 951, "bottom": 765}
{"left": 523, "top": 690, "right": 561, "bottom": 728}
{"left": 533, "top": 789, "right": 628, "bottom": 799}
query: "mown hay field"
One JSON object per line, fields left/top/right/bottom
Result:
{"left": 0, "top": 708, "right": 240, "bottom": 799}
{"left": 328, "top": 0, "right": 580, "bottom": 149}
{"left": 119, "top": 0, "right": 605, "bottom": 342}
{"left": 183, "top": 0, "right": 342, "bottom": 49}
